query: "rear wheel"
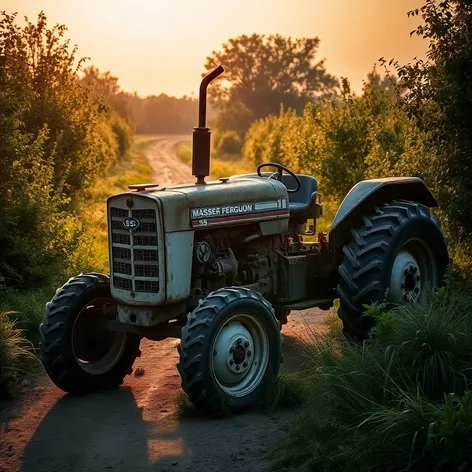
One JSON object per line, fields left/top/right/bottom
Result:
{"left": 178, "top": 287, "right": 282, "bottom": 415}
{"left": 40, "top": 273, "right": 141, "bottom": 394}
{"left": 337, "top": 200, "right": 449, "bottom": 339}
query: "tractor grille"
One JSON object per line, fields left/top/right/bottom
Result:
{"left": 110, "top": 206, "right": 160, "bottom": 295}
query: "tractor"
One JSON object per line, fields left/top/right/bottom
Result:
{"left": 39, "top": 66, "right": 449, "bottom": 414}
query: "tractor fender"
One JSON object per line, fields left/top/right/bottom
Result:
{"left": 328, "top": 177, "right": 438, "bottom": 267}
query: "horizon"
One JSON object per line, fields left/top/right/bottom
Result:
{"left": 3, "top": 0, "right": 426, "bottom": 98}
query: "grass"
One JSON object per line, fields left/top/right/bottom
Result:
{"left": 0, "top": 311, "right": 38, "bottom": 399}
{"left": 175, "top": 371, "right": 311, "bottom": 418}
{"left": 0, "top": 137, "right": 155, "bottom": 398}
{"left": 133, "top": 134, "right": 167, "bottom": 148}
{"left": 176, "top": 140, "right": 253, "bottom": 178}
{"left": 270, "top": 288, "right": 472, "bottom": 472}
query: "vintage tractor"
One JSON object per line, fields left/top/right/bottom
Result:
{"left": 39, "top": 66, "right": 449, "bottom": 414}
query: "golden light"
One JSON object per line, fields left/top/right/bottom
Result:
{"left": 3, "top": 0, "right": 426, "bottom": 96}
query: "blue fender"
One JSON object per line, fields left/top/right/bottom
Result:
{"left": 329, "top": 177, "right": 438, "bottom": 267}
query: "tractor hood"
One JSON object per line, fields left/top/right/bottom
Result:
{"left": 108, "top": 175, "right": 289, "bottom": 232}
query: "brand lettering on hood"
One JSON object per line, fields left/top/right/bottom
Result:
{"left": 191, "top": 204, "right": 254, "bottom": 219}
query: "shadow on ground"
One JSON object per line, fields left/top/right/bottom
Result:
{"left": 18, "top": 318, "right": 319, "bottom": 472}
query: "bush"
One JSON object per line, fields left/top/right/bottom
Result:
{"left": 243, "top": 108, "right": 299, "bottom": 167}
{"left": 111, "top": 113, "right": 134, "bottom": 157}
{"left": 214, "top": 130, "right": 242, "bottom": 155}
{"left": 0, "top": 11, "right": 130, "bottom": 288}
{"left": 388, "top": 0, "right": 472, "bottom": 238}
{"left": 273, "top": 289, "right": 472, "bottom": 472}
{"left": 243, "top": 74, "right": 412, "bottom": 203}
{"left": 372, "top": 291, "right": 472, "bottom": 401}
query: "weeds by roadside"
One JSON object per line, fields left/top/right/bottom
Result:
{"left": 271, "top": 288, "right": 472, "bottom": 472}
{"left": 0, "top": 311, "right": 38, "bottom": 399}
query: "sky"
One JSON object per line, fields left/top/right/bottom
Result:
{"left": 4, "top": 0, "right": 427, "bottom": 97}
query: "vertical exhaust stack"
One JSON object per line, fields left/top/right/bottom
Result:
{"left": 192, "top": 65, "right": 224, "bottom": 185}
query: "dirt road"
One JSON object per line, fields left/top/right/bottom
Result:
{"left": 146, "top": 135, "right": 193, "bottom": 184}
{"left": 0, "top": 137, "right": 329, "bottom": 472}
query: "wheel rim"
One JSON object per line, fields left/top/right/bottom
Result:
{"left": 388, "top": 238, "right": 438, "bottom": 304}
{"left": 211, "top": 313, "right": 269, "bottom": 398}
{"left": 72, "top": 298, "right": 127, "bottom": 375}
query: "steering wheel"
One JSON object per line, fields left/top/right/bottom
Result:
{"left": 256, "top": 162, "right": 301, "bottom": 193}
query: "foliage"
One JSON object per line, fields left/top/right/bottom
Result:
{"left": 80, "top": 65, "right": 134, "bottom": 157}
{"left": 0, "top": 311, "right": 37, "bottom": 399}
{"left": 383, "top": 0, "right": 472, "bottom": 237}
{"left": 205, "top": 34, "right": 338, "bottom": 120}
{"left": 210, "top": 101, "right": 255, "bottom": 139}
{"left": 214, "top": 130, "right": 242, "bottom": 155}
{"left": 243, "top": 108, "right": 300, "bottom": 167}
{"left": 243, "top": 71, "right": 412, "bottom": 202}
{"left": 0, "top": 11, "right": 131, "bottom": 288}
{"left": 273, "top": 289, "right": 472, "bottom": 472}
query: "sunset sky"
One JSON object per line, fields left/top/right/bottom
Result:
{"left": 4, "top": 0, "right": 426, "bottom": 97}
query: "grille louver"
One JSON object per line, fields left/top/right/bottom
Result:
{"left": 110, "top": 206, "right": 160, "bottom": 295}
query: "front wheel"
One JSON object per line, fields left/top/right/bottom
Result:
{"left": 337, "top": 200, "right": 449, "bottom": 339}
{"left": 40, "top": 273, "right": 141, "bottom": 394}
{"left": 178, "top": 287, "right": 282, "bottom": 415}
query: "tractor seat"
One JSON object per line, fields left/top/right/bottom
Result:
{"left": 282, "top": 174, "right": 319, "bottom": 219}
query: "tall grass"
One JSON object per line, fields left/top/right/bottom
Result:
{"left": 273, "top": 289, "right": 472, "bottom": 472}
{"left": 0, "top": 311, "right": 38, "bottom": 399}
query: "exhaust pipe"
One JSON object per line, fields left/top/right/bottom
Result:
{"left": 192, "top": 65, "right": 224, "bottom": 185}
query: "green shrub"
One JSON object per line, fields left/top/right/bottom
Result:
{"left": 243, "top": 74, "right": 412, "bottom": 202}
{"left": 243, "top": 108, "right": 299, "bottom": 167}
{"left": 0, "top": 11, "right": 130, "bottom": 289}
{"left": 370, "top": 292, "right": 472, "bottom": 401}
{"left": 215, "top": 130, "right": 242, "bottom": 155}
{"left": 111, "top": 114, "right": 134, "bottom": 157}
{"left": 273, "top": 289, "right": 472, "bottom": 472}
{"left": 0, "top": 121, "right": 82, "bottom": 287}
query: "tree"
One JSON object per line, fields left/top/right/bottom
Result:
{"left": 385, "top": 0, "right": 472, "bottom": 236}
{"left": 211, "top": 101, "right": 255, "bottom": 139}
{"left": 81, "top": 66, "right": 120, "bottom": 97}
{"left": 81, "top": 66, "right": 132, "bottom": 120}
{"left": 204, "top": 34, "right": 338, "bottom": 120}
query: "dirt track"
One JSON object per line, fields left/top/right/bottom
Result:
{"left": 0, "top": 137, "right": 330, "bottom": 472}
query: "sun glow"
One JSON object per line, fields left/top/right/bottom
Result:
{"left": 4, "top": 0, "right": 426, "bottom": 97}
